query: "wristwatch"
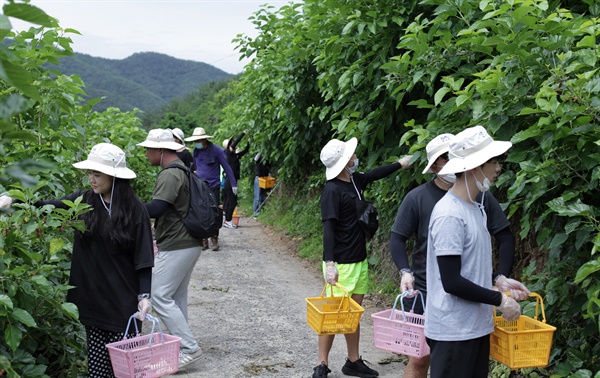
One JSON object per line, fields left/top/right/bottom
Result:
{"left": 400, "top": 268, "right": 412, "bottom": 276}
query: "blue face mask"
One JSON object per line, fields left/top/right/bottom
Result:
{"left": 195, "top": 143, "right": 205, "bottom": 150}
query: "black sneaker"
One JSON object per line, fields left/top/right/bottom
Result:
{"left": 312, "top": 361, "right": 331, "bottom": 378}
{"left": 341, "top": 357, "right": 379, "bottom": 377}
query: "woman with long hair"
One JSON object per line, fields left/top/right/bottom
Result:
{"left": 1, "top": 143, "right": 155, "bottom": 377}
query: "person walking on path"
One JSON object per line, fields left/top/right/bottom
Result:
{"left": 390, "top": 133, "right": 522, "bottom": 378}
{"left": 137, "top": 129, "right": 204, "bottom": 369}
{"left": 170, "top": 128, "right": 194, "bottom": 170}
{"left": 425, "top": 125, "right": 529, "bottom": 378}
{"left": 253, "top": 152, "right": 270, "bottom": 218}
{"left": 222, "top": 132, "right": 249, "bottom": 228}
{"left": 0, "top": 143, "right": 154, "bottom": 377}
{"left": 185, "top": 127, "right": 236, "bottom": 250}
{"left": 315, "top": 137, "right": 411, "bottom": 378}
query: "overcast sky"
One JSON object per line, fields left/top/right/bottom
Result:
{"left": 4, "top": 0, "right": 295, "bottom": 74}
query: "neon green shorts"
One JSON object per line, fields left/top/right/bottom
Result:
{"left": 322, "top": 259, "right": 369, "bottom": 296}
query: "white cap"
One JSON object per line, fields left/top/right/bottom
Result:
{"left": 73, "top": 143, "right": 136, "bottom": 179}
{"left": 184, "top": 127, "right": 213, "bottom": 142}
{"left": 422, "top": 133, "right": 454, "bottom": 174}
{"left": 439, "top": 126, "right": 511, "bottom": 174}
{"left": 136, "top": 129, "right": 185, "bottom": 151}
{"left": 320, "top": 137, "right": 358, "bottom": 180}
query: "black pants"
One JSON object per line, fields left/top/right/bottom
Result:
{"left": 210, "top": 185, "right": 220, "bottom": 237}
{"left": 222, "top": 178, "right": 237, "bottom": 222}
{"left": 426, "top": 334, "right": 490, "bottom": 378}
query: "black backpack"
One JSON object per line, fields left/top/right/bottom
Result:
{"left": 164, "top": 164, "right": 222, "bottom": 239}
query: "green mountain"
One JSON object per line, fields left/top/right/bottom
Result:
{"left": 51, "top": 52, "right": 233, "bottom": 112}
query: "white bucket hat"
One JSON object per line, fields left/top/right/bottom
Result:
{"left": 72, "top": 143, "right": 136, "bottom": 179}
{"left": 222, "top": 138, "right": 230, "bottom": 149}
{"left": 136, "top": 129, "right": 184, "bottom": 151}
{"left": 320, "top": 137, "right": 358, "bottom": 180}
{"left": 184, "top": 127, "right": 213, "bottom": 142}
{"left": 439, "top": 126, "right": 511, "bottom": 175}
{"left": 170, "top": 128, "right": 185, "bottom": 143}
{"left": 422, "top": 133, "right": 455, "bottom": 174}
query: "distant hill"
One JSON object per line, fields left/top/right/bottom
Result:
{"left": 49, "top": 52, "right": 233, "bottom": 112}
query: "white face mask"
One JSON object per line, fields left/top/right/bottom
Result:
{"left": 438, "top": 173, "right": 456, "bottom": 184}
{"left": 474, "top": 167, "right": 492, "bottom": 192}
{"left": 347, "top": 158, "right": 359, "bottom": 174}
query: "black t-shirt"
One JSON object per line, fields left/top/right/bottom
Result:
{"left": 321, "top": 179, "right": 366, "bottom": 263}
{"left": 176, "top": 149, "right": 194, "bottom": 171}
{"left": 321, "top": 163, "right": 402, "bottom": 264}
{"left": 37, "top": 190, "right": 155, "bottom": 332}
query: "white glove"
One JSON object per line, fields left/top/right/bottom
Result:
{"left": 325, "top": 263, "right": 338, "bottom": 285}
{"left": 495, "top": 275, "right": 530, "bottom": 301}
{"left": 400, "top": 270, "right": 415, "bottom": 294}
{"left": 136, "top": 298, "right": 152, "bottom": 321}
{"left": 0, "top": 195, "right": 13, "bottom": 208}
{"left": 232, "top": 186, "right": 238, "bottom": 196}
{"left": 498, "top": 293, "right": 521, "bottom": 321}
{"left": 398, "top": 155, "right": 413, "bottom": 169}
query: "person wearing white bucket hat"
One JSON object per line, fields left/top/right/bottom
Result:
{"left": 390, "top": 133, "right": 520, "bottom": 378}
{"left": 168, "top": 128, "right": 194, "bottom": 170}
{"left": 0, "top": 142, "right": 155, "bottom": 377}
{"left": 314, "top": 137, "right": 411, "bottom": 378}
{"left": 137, "top": 128, "right": 205, "bottom": 369}
{"left": 185, "top": 127, "right": 236, "bottom": 250}
{"left": 424, "top": 126, "right": 529, "bottom": 378}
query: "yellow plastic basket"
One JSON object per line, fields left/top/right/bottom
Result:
{"left": 306, "top": 283, "right": 364, "bottom": 335}
{"left": 490, "top": 292, "right": 556, "bottom": 369}
{"left": 258, "top": 176, "right": 275, "bottom": 189}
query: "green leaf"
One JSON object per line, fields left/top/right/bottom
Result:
{"left": 434, "top": 87, "right": 451, "bottom": 106}
{"left": 575, "top": 259, "right": 600, "bottom": 284}
{"left": 49, "top": 237, "right": 65, "bottom": 255}
{"left": 61, "top": 302, "right": 79, "bottom": 320}
{"left": 11, "top": 308, "right": 37, "bottom": 327}
{"left": 5, "top": 324, "right": 22, "bottom": 352}
{"left": 4, "top": 3, "right": 56, "bottom": 27}
{"left": 0, "top": 294, "right": 13, "bottom": 309}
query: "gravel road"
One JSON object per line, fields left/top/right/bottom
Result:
{"left": 155, "top": 215, "right": 407, "bottom": 377}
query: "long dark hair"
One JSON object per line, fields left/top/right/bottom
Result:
{"left": 81, "top": 178, "right": 145, "bottom": 249}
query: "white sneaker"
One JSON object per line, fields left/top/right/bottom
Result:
{"left": 179, "top": 348, "right": 203, "bottom": 369}
{"left": 223, "top": 220, "right": 236, "bottom": 229}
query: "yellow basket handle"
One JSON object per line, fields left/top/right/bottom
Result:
{"left": 504, "top": 292, "right": 547, "bottom": 323}
{"left": 320, "top": 283, "right": 351, "bottom": 313}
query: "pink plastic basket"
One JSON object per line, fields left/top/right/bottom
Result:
{"left": 107, "top": 314, "right": 181, "bottom": 378}
{"left": 371, "top": 291, "right": 430, "bottom": 358}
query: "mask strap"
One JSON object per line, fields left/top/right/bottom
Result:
{"left": 349, "top": 175, "right": 362, "bottom": 200}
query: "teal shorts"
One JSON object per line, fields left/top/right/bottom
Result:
{"left": 322, "top": 259, "right": 369, "bottom": 296}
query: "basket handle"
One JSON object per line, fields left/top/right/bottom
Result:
{"left": 123, "top": 314, "right": 141, "bottom": 339}
{"left": 144, "top": 314, "right": 166, "bottom": 345}
{"left": 502, "top": 292, "right": 547, "bottom": 323}
{"left": 320, "top": 283, "right": 352, "bottom": 313}
{"left": 390, "top": 290, "right": 425, "bottom": 321}
{"left": 123, "top": 313, "right": 166, "bottom": 345}
{"left": 529, "top": 292, "right": 546, "bottom": 323}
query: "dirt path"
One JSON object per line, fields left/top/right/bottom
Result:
{"left": 165, "top": 215, "right": 407, "bottom": 377}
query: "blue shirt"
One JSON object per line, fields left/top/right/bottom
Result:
{"left": 193, "top": 142, "right": 237, "bottom": 188}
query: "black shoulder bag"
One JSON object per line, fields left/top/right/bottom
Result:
{"left": 350, "top": 176, "right": 379, "bottom": 241}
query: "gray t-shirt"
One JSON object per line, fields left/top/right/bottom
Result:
{"left": 424, "top": 190, "right": 494, "bottom": 341}
{"left": 392, "top": 180, "right": 509, "bottom": 292}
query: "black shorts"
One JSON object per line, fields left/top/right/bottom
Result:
{"left": 426, "top": 334, "right": 490, "bottom": 378}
